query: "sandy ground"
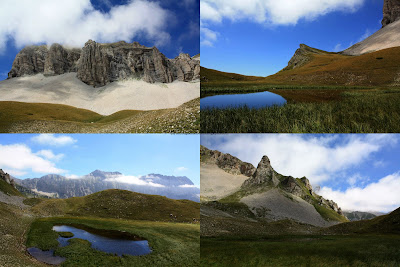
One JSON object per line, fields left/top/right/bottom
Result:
{"left": 343, "top": 20, "right": 400, "bottom": 56}
{"left": 241, "top": 189, "right": 336, "bottom": 227}
{"left": 0, "top": 73, "right": 200, "bottom": 115}
{"left": 201, "top": 163, "right": 249, "bottom": 201}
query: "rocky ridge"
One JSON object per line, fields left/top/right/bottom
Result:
{"left": 8, "top": 40, "right": 200, "bottom": 87}
{"left": 241, "top": 155, "right": 343, "bottom": 215}
{"left": 200, "top": 145, "right": 255, "bottom": 177}
{"left": 0, "top": 169, "right": 16, "bottom": 188}
{"left": 382, "top": 0, "right": 400, "bottom": 27}
{"left": 284, "top": 44, "right": 328, "bottom": 71}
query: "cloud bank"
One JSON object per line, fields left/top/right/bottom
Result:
{"left": 201, "top": 0, "right": 364, "bottom": 46}
{"left": 104, "top": 175, "right": 165, "bottom": 187}
{"left": 0, "top": 144, "right": 65, "bottom": 176}
{"left": 0, "top": 0, "right": 171, "bottom": 53}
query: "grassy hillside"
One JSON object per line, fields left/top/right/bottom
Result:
{"left": 0, "top": 178, "right": 23, "bottom": 197}
{"left": 32, "top": 189, "right": 200, "bottom": 223}
{"left": 0, "top": 99, "right": 200, "bottom": 133}
{"left": 326, "top": 207, "right": 400, "bottom": 235}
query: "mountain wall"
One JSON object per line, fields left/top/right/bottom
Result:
{"left": 8, "top": 40, "right": 200, "bottom": 87}
{"left": 15, "top": 170, "right": 200, "bottom": 202}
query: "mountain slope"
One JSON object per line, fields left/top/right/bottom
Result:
{"left": 201, "top": 147, "right": 348, "bottom": 228}
{"left": 32, "top": 189, "right": 200, "bottom": 223}
{"left": 344, "top": 20, "right": 400, "bottom": 56}
{"left": 15, "top": 170, "right": 200, "bottom": 202}
{"left": 326, "top": 207, "right": 400, "bottom": 234}
{"left": 343, "top": 211, "right": 377, "bottom": 221}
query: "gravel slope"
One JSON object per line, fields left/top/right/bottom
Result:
{"left": 241, "top": 189, "right": 336, "bottom": 227}
{"left": 343, "top": 20, "right": 400, "bottom": 55}
{"left": 0, "top": 73, "right": 199, "bottom": 115}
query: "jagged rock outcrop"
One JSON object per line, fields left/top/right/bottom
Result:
{"left": 8, "top": 40, "right": 200, "bottom": 87}
{"left": 382, "top": 0, "right": 400, "bottom": 27}
{"left": 200, "top": 146, "right": 255, "bottom": 177}
{"left": 0, "top": 169, "right": 15, "bottom": 188}
{"left": 242, "top": 156, "right": 279, "bottom": 187}
{"left": 284, "top": 44, "right": 328, "bottom": 71}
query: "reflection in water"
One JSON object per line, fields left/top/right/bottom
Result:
{"left": 27, "top": 247, "right": 65, "bottom": 265}
{"left": 53, "top": 225, "right": 152, "bottom": 256}
{"left": 201, "top": 91, "right": 287, "bottom": 109}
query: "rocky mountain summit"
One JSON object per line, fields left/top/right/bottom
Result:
{"left": 8, "top": 40, "right": 200, "bottom": 87}
{"left": 284, "top": 44, "right": 329, "bottom": 70}
{"left": 382, "top": 0, "right": 400, "bottom": 27}
{"left": 15, "top": 170, "right": 199, "bottom": 201}
{"left": 201, "top": 147, "right": 347, "bottom": 230}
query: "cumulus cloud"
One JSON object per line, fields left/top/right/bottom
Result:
{"left": 201, "top": 0, "right": 364, "bottom": 46}
{"left": 175, "top": 166, "right": 188, "bottom": 172}
{"left": 0, "top": 0, "right": 171, "bottom": 53}
{"left": 0, "top": 144, "right": 65, "bottom": 176}
{"left": 319, "top": 173, "right": 400, "bottom": 212}
{"left": 201, "top": 134, "right": 397, "bottom": 184}
{"left": 104, "top": 175, "right": 165, "bottom": 187}
{"left": 36, "top": 150, "right": 64, "bottom": 161}
{"left": 65, "top": 174, "right": 81, "bottom": 179}
{"left": 31, "top": 134, "right": 77, "bottom": 147}
{"left": 179, "top": 184, "right": 198, "bottom": 188}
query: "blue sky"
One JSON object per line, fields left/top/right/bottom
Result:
{"left": 201, "top": 134, "right": 400, "bottom": 213}
{"left": 201, "top": 0, "right": 383, "bottom": 76}
{"left": 0, "top": 0, "right": 199, "bottom": 81}
{"left": 0, "top": 134, "right": 200, "bottom": 187}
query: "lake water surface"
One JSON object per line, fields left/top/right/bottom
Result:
{"left": 53, "top": 225, "right": 152, "bottom": 256}
{"left": 201, "top": 91, "right": 287, "bottom": 109}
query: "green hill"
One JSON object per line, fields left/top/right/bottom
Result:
{"left": 0, "top": 178, "right": 23, "bottom": 197}
{"left": 32, "top": 189, "right": 200, "bottom": 223}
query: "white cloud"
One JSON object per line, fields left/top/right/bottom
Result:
{"left": 31, "top": 134, "right": 77, "bottom": 147}
{"left": 201, "top": 0, "right": 364, "bottom": 46}
{"left": 179, "top": 184, "right": 199, "bottom": 188}
{"left": 319, "top": 173, "right": 400, "bottom": 212}
{"left": 200, "top": 26, "right": 219, "bottom": 47}
{"left": 333, "top": 43, "right": 342, "bottom": 52}
{"left": 0, "top": 144, "right": 65, "bottom": 176}
{"left": 201, "top": 134, "right": 397, "bottom": 184}
{"left": 36, "top": 150, "right": 64, "bottom": 161}
{"left": 0, "top": 0, "right": 171, "bottom": 53}
{"left": 66, "top": 174, "right": 81, "bottom": 179}
{"left": 104, "top": 175, "right": 165, "bottom": 187}
{"left": 176, "top": 166, "right": 189, "bottom": 172}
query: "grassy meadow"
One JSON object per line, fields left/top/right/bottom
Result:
{"left": 201, "top": 87, "right": 400, "bottom": 133}
{"left": 201, "top": 235, "right": 400, "bottom": 267}
{"left": 28, "top": 217, "right": 200, "bottom": 267}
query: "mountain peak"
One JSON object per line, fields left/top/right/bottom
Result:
{"left": 243, "top": 155, "right": 279, "bottom": 187}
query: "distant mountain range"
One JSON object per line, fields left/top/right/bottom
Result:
{"left": 14, "top": 170, "right": 199, "bottom": 202}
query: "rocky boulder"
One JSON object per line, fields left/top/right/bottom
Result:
{"left": 382, "top": 0, "right": 400, "bottom": 27}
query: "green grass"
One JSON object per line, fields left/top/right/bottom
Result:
{"left": 27, "top": 216, "right": 200, "bottom": 267}
{"left": 32, "top": 189, "right": 200, "bottom": 223}
{"left": 58, "top": 232, "right": 74, "bottom": 238}
{"left": 0, "top": 178, "right": 23, "bottom": 196}
{"left": 201, "top": 235, "right": 400, "bottom": 267}
{"left": 23, "top": 198, "right": 44, "bottom": 206}
{"left": 201, "top": 89, "right": 400, "bottom": 133}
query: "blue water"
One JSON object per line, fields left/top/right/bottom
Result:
{"left": 201, "top": 91, "right": 287, "bottom": 109}
{"left": 27, "top": 247, "right": 66, "bottom": 265}
{"left": 53, "top": 225, "right": 152, "bottom": 256}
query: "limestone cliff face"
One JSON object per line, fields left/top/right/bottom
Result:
{"left": 8, "top": 40, "right": 200, "bottom": 87}
{"left": 284, "top": 44, "right": 328, "bottom": 71}
{"left": 382, "top": 0, "right": 400, "bottom": 27}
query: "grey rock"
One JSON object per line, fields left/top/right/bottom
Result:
{"left": 242, "top": 156, "right": 279, "bottom": 187}
{"left": 8, "top": 40, "right": 200, "bottom": 87}
{"left": 382, "top": 0, "right": 400, "bottom": 27}
{"left": 284, "top": 44, "right": 327, "bottom": 71}
{"left": 0, "top": 169, "right": 15, "bottom": 188}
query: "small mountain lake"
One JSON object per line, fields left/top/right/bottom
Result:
{"left": 200, "top": 91, "right": 287, "bottom": 109}
{"left": 28, "top": 224, "right": 151, "bottom": 265}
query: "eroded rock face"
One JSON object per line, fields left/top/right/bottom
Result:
{"left": 8, "top": 40, "right": 200, "bottom": 87}
{"left": 242, "top": 156, "right": 279, "bottom": 187}
{"left": 284, "top": 44, "right": 327, "bottom": 71}
{"left": 382, "top": 0, "right": 400, "bottom": 27}
{"left": 200, "top": 146, "right": 255, "bottom": 177}
{"left": 0, "top": 169, "right": 15, "bottom": 188}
